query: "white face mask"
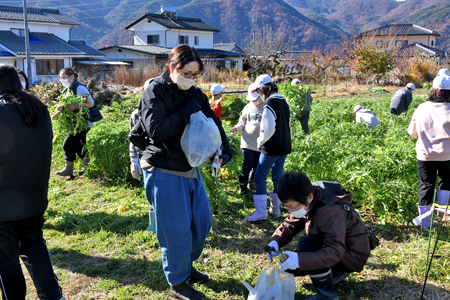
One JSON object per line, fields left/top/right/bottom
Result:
{"left": 176, "top": 74, "right": 196, "bottom": 90}
{"left": 290, "top": 207, "right": 309, "bottom": 219}
{"left": 21, "top": 81, "right": 26, "bottom": 90}
{"left": 61, "top": 79, "right": 71, "bottom": 88}
{"left": 252, "top": 98, "right": 263, "bottom": 106}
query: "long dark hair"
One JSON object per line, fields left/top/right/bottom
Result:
{"left": 429, "top": 88, "right": 450, "bottom": 102}
{"left": 163, "top": 45, "right": 204, "bottom": 73}
{"left": 0, "top": 64, "right": 48, "bottom": 127}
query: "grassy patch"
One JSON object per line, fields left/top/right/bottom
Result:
{"left": 13, "top": 86, "right": 450, "bottom": 299}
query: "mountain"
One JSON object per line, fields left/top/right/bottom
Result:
{"left": 6, "top": 0, "right": 345, "bottom": 50}
{"left": 5, "top": 0, "right": 450, "bottom": 51}
{"left": 395, "top": 1, "right": 450, "bottom": 51}
{"left": 285, "top": 0, "right": 450, "bottom": 51}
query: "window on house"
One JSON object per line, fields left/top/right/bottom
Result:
{"left": 179, "top": 35, "right": 189, "bottom": 45}
{"left": 147, "top": 35, "right": 160, "bottom": 45}
{"left": 194, "top": 36, "right": 199, "bottom": 45}
{"left": 36, "top": 59, "right": 64, "bottom": 75}
{"left": 376, "top": 41, "right": 383, "bottom": 48}
{"left": 431, "top": 40, "right": 434, "bottom": 47}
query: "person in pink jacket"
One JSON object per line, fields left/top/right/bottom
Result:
{"left": 408, "top": 75, "right": 450, "bottom": 228}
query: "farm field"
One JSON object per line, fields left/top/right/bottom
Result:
{"left": 16, "top": 85, "right": 450, "bottom": 299}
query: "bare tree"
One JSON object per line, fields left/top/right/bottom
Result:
{"left": 243, "top": 25, "right": 293, "bottom": 77}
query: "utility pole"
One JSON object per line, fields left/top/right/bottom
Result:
{"left": 23, "top": 0, "right": 32, "bottom": 84}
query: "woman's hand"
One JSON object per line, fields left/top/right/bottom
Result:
{"left": 66, "top": 104, "right": 78, "bottom": 111}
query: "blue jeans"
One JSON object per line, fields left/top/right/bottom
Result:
{"left": 254, "top": 154, "right": 287, "bottom": 195}
{"left": 143, "top": 167, "right": 212, "bottom": 285}
{"left": 239, "top": 149, "right": 260, "bottom": 182}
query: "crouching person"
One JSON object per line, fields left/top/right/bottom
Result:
{"left": 264, "top": 172, "right": 371, "bottom": 300}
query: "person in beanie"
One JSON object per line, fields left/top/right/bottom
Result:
{"left": 408, "top": 75, "right": 450, "bottom": 229}
{"left": 230, "top": 83, "right": 265, "bottom": 197}
{"left": 353, "top": 105, "right": 380, "bottom": 128}
{"left": 209, "top": 84, "right": 233, "bottom": 122}
{"left": 390, "top": 83, "right": 415, "bottom": 115}
{"left": 245, "top": 74, "right": 291, "bottom": 222}
{"left": 264, "top": 172, "right": 371, "bottom": 300}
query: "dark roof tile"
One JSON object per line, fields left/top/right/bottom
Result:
{"left": 125, "top": 13, "right": 219, "bottom": 32}
{"left": 360, "top": 24, "right": 440, "bottom": 37}
{"left": 0, "top": 5, "right": 78, "bottom": 25}
{"left": 0, "top": 31, "right": 102, "bottom": 55}
{"left": 397, "top": 42, "right": 447, "bottom": 57}
{"left": 69, "top": 40, "right": 105, "bottom": 56}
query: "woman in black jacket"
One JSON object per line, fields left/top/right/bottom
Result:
{"left": 139, "top": 45, "right": 232, "bottom": 300}
{"left": 0, "top": 64, "right": 65, "bottom": 300}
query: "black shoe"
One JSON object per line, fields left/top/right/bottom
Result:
{"left": 189, "top": 266, "right": 210, "bottom": 284}
{"left": 170, "top": 282, "right": 205, "bottom": 300}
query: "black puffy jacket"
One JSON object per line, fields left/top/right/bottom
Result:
{"left": 0, "top": 97, "right": 52, "bottom": 221}
{"left": 139, "top": 72, "right": 232, "bottom": 171}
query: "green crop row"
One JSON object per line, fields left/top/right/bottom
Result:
{"left": 51, "top": 88, "right": 427, "bottom": 224}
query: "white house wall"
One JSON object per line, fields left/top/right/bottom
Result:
{"left": 102, "top": 48, "right": 157, "bottom": 67}
{"left": 132, "top": 20, "right": 168, "bottom": 46}
{"left": 0, "top": 57, "right": 16, "bottom": 67}
{"left": 166, "top": 30, "right": 214, "bottom": 48}
{"left": 130, "top": 19, "right": 214, "bottom": 48}
{"left": 405, "top": 35, "right": 437, "bottom": 47}
{"left": 0, "top": 20, "right": 72, "bottom": 41}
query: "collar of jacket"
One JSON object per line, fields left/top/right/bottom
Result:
{"left": 306, "top": 186, "right": 323, "bottom": 218}
{"left": 155, "top": 72, "right": 181, "bottom": 94}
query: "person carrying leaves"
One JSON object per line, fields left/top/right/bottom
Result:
{"left": 55, "top": 67, "right": 101, "bottom": 177}
{"left": 291, "top": 78, "right": 313, "bottom": 134}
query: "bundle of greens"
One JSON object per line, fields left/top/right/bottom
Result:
{"left": 48, "top": 92, "right": 90, "bottom": 142}
{"left": 279, "top": 82, "right": 312, "bottom": 116}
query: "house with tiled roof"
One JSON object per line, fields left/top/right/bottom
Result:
{"left": 0, "top": 5, "right": 104, "bottom": 82}
{"left": 359, "top": 24, "right": 441, "bottom": 48}
{"left": 99, "top": 6, "right": 244, "bottom": 70}
{"left": 358, "top": 23, "right": 448, "bottom": 63}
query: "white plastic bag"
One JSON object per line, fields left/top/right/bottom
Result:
{"left": 241, "top": 266, "right": 295, "bottom": 300}
{"left": 181, "top": 111, "right": 222, "bottom": 167}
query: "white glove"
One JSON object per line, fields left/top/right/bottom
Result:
{"left": 265, "top": 240, "right": 280, "bottom": 262}
{"left": 211, "top": 148, "right": 222, "bottom": 177}
{"left": 278, "top": 251, "right": 299, "bottom": 272}
{"left": 130, "top": 157, "right": 142, "bottom": 180}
